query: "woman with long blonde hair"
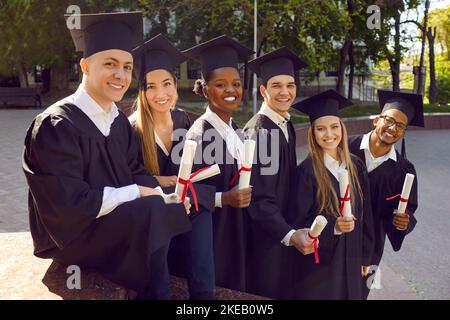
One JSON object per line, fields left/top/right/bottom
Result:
{"left": 129, "top": 34, "right": 216, "bottom": 300}
{"left": 289, "top": 90, "right": 374, "bottom": 299}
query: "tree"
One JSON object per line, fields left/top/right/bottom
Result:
{"left": 0, "top": 0, "right": 139, "bottom": 93}
{"left": 369, "top": 0, "right": 420, "bottom": 91}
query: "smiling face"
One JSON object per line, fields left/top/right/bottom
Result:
{"left": 373, "top": 108, "right": 408, "bottom": 146}
{"left": 260, "top": 75, "right": 296, "bottom": 116}
{"left": 81, "top": 49, "right": 133, "bottom": 109}
{"left": 203, "top": 67, "right": 242, "bottom": 115}
{"left": 313, "top": 115, "right": 342, "bottom": 155}
{"left": 144, "top": 69, "right": 177, "bottom": 115}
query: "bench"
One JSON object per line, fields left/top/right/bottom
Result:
{"left": 0, "top": 87, "right": 42, "bottom": 108}
{"left": 0, "top": 232, "right": 268, "bottom": 300}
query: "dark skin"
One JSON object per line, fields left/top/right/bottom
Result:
{"left": 202, "top": 67, "right": 252, "bottom": 208}
{"left": 370, "top": 108, "right": 410, "bottom": 230}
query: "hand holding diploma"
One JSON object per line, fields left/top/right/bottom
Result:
{"left": 222, "top": 185, "right": 252, "bottom": 208}
{"left": 393, "top": 209, "right": 409, "bottom": 231}
{"left": 335, "top": 216, "right": 355, "bottom": 233}
{"left": 386, "top": 173, "right": 414, "bottom": 231}
{"left": 307, "top": 215, "right": 328, "bottom": 264}
{"left": 289, "top": 229, "right": 315, "bottom": 255}
{"left": 396, "top": 173, "right": 415, "bottom": 214}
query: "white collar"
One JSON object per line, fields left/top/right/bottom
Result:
{"left": 203, "top": 106, "right": 234, "bottom": 134}
{"left": 200, "top": 106, "right": 243, "bottom": 161}
{"left": 360, "top": 131, "right": 397, "bottom": 162}
{"left": 154, "top": 131, "right": 170, "bottom": 156}
{"left": 258, "top": 102, "right": 291, "bottom": 127}
{"left": 73, "top": 84, "right": 119, "bottom": 118}
{"left": 324, "top": 153, "right": 346, "bottom": 181}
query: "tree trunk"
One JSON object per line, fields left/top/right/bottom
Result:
{"left": 348, "top": 41, "right": 355, "bottom": 99}
{"left": 336, "top": 40, "right": 351, "bottom": 95}
{"left": 17, "top": 61, "right": 29, "bottom": 88}
{"left": 428, "top": 26, "right": 437, "bottom": 104}
{"left": 391, "top": 12, "right": 401, "bottom": 92}
{"left": 417, "top": 0, "right": 430, "bottom": 95}
{"left": 49, "top": 61, "right": 69, "bottom": 93}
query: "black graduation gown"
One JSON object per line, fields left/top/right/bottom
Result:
{"left": 242, "top": 114, "right": 297, "bottom": 299}
{"left": 348, "top": 135, "right": 418, "bottom": 266}
{"left": 130, "top": 108, "right": 216, "bottom": 213}
{"left": 289, "top": 155, "right": 374, "bottom": 300}
{"left": 130, "top": 108, "right": 216, "bottom": 281}
{"left": 22, "top": 102, "right": 191, "bottom": 292}
{"left": 186, "top": 116, "right": 248, "bottom": 292}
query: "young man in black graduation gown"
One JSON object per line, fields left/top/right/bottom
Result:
{"left": 348, "top": 90, "right": 423, "bottom": 299}
{"left": 242, "top": 47, "right": 315, "bottom": 299}
{"left": 22, "top": 12, "right": 191, "bottom": 299}
{"left": 183, "top": 35, "right": 254, "bottom": 292}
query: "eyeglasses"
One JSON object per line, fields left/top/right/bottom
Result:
{"left": 379, "top": 115, "right": 407, "bottom": 132}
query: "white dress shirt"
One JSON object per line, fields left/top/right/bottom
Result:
{"left": 258, "top": 102, "right": 291, "bottom": 142}
{"left": 69, "top": 85, "right": 141, "bottom": 218}
{"left": 199, "top": 107, "right": 244, "bottom": 208}
{"left": 360, "top": 131, "right": 397, "bottom": 173}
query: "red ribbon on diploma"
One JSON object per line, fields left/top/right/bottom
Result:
{"left": 178, "top": 166, "right": 211, "bottom": 212}
{"left": 308, "top": 233, "right": 319, "bottom": 264}
{"left": 339, "top": 184, "right": 357, "bottom": 221}
{"left": 229, "top": 166, "right": 252, "bottom": 187}
{"left": 385, "top": 193, "right": 409, "bottom": 204}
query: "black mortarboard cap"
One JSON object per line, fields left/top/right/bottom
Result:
{"left": 132, "top": 33, "right": 187, "bottom": 83}
{"left": 182, "top": 35, "right": 254, "bottom": 79}
{"left": 65, "top": 12, "right": 143, "bottom": 58}
{"left": 378, "top": 90, "right": 424, "bottom": 127}
{"left": 292, "top": 89, "right": 353, "bottom": 123}
{"left": 247, "top": 47, "right": 308, "bottom": 84}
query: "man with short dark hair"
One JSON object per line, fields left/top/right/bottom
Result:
{"left": 348, "top": 89, "right": 423, "bottom": 299}
{"left": 22, "top": 12, "right": 191, "bottom": 299}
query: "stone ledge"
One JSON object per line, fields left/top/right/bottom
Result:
{"left": 0, "top": 232, "right": 268, "bottom": 300}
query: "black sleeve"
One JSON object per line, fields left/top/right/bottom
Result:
{"left": 356, "top": 157, "right": 375, "bottom": 266}
{"left": 23, "top": 115, "right": 103, "bottom": 248}
{"left": 246, "top": 130, "right": 292, "bottom": 241}
{"left": 384, "top": 161, "right": 418, "bottom": 251}
{"left": 289, "top": 163, "right": 339, "bottom": 264}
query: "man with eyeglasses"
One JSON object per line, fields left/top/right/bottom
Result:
{"left": 348, "top": 90, "right": 424, "bottom": 299}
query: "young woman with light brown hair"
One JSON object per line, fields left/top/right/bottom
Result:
{"left": 129, "top": 34, "right": 216, "bottom": 300}
{"left": 289, "top": 90, "right": 375, "bottom": 300}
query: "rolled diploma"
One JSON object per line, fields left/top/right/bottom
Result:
{"left": 174, "top": 140, "right": 197, "bottom": 199}
{"left": 160, "top": 193, "right": 181, "bottom": 204}
{"left": 190, "top": 164, "right": 221, "bottom": 183}
{"left": 397, "top": 173, "right": 415, "bottom": 214}
{"left": 338, "top": 169, "right": 352, "bottom": 219}
{"left": 238, "top": 139, "right": 256, "bottom": 189}
{"left": 309, "top": 215, "right": 328, "bottom": 238}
